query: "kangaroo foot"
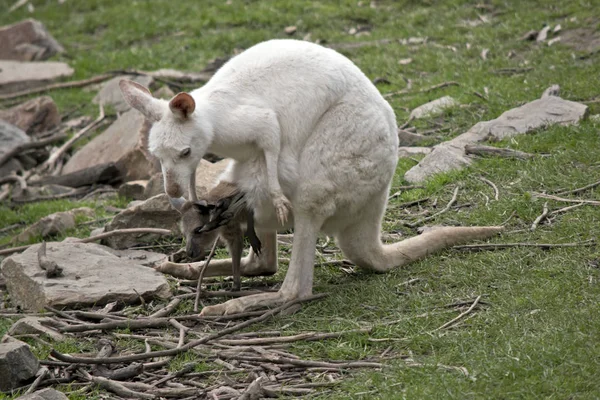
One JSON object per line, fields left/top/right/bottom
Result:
{"left": 273, "top": 194, "right": 292, "bottom": 226}
{"left": 200, "top": 291, "right": 291, "bottom": 316}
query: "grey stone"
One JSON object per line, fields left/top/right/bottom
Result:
{"left": 8, "top": 317, "right": 65, "bottom": 341}
{"left": 118, "top": 180, "right": 148, "bottom": 200}
{"left": 404, "top": 90, "right": 588, "bottom": 183}
{"left": 61, "top": 108, "right": 157, "bottom": 182}
{"left": 0, "top": 120, "right": 30, "bottom": 163}
{"left": 0, "top": 340, "right": 39, "bottom": 391}
{"left": 0, "top": 241, "right": 171, "bottom": 311}
{"left": 0, "top": 96, "right": 60, "bottom": 136}
{"left": 15, "top": 388, "right": 68, "bottom": 400}
{"left": 409, "top": 96, "right": 459, "bottom": 120}
{"left": 397, "top": 129, "right": 431, "bottom": 146}
{"left": 0, "top": 19, "right": 64, "bottom": 61}
{"left": 12, "top": 210, "right": 76, "bottom": 244}
{"left": 102, "top": 194, "right": 181, "bottom": 249}
{"left": 154, "top": 85, "right": 176, "bottom": 99}
{"left": 93, "top": 75, "right": 154, "bottom": 113}
{"left": 0, "top": 60, "right": 74, "bottom": 95}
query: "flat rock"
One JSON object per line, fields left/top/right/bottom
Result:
{"left": 0, "top": 340, "right": 39, "bottom": 391}
{"left": 93, "top": 75, "right": 154, "bottom": 113}
{"left": 8, "top": 317, "right": 65, "bottom": 341}
{"left": 397, "top": 129, "right": 431, "bottom": 146}
{"left": 0, "top": 96, "right": 60, "bottom": 135}
{"left": 102, "top": 194, "right": 180, "bottom": 249}
{"left": 0, "top": 60, "right": 74, "bottom": 95}
{"left": 0, "top": 19, "right": 64, "bottom": 61}
{"left": 404, "top": 90, "right": 588, "bottom": 183}
{"left": 409, "top": 96, "right": 459, "bottom": 120}
{"left": 0, "top": 242, "right": 171, "bottom": 311}
{"left": 62, "top": 108, "right": 158, "bottom": 182}
{"left": 15, "top": 388, "right": 68, "bottom": 400}
{"left": 11, "top": 207, "right": 93, "bottom": 244}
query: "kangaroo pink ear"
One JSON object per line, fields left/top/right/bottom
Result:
{"left": 119, "top": 79, "right": 163, "bottom": 122}
{"left": 169, "top": 93, "right": 196, "bottom": 119}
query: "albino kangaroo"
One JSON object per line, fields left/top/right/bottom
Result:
{"left": 172, "top": 180, "right": 264, "bottom": 291}
{"left": 122, "top": 39, "right": 502, "bottom": 316}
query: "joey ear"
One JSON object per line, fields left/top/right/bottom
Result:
{"left": 119, "top": 80, "right": 163, "bottom": 122}
{"left": 193, "top": 200, "right": 215, "bottom": 214}
{"left": 169, "top": 93, "right": 196, "bottom": 119}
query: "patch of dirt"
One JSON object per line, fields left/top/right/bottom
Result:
{"left": 561, "top": 27, "right": 600, "bottom": 53}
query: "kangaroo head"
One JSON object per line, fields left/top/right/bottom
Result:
{"left": 119, "top": 79, "right": 210, "bottom": 199}
{"left": 179, "top": 199, "right": 228, "bottom": 261}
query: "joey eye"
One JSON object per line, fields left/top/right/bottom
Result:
{"left": 180, "top": 148, "right": 191, "bottom": 158}
{"left": 194, "top": 226, "right": 204, "bottom": 234}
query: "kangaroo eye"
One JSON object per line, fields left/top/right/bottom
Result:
{"left": 180, "top": 148, "right": 191, "bottom": 158}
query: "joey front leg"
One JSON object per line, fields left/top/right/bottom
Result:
{"left": 226, "top": 232, "right": 244, "bottom": 291}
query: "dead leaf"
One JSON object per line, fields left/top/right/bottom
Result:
{"left": 536, "top": 26, "right": 550, "bottom": 42}
{"left": 481, "top": 48, "right": 489, "bottom": 60}
{"left": 398, "top": 58, "right": 413, "bottom": 65}
{"left": 548, "top": 37, "right": 561, "bottom": 46}
{"left": 284, "top": 26, "right": 297, "bottom": 35}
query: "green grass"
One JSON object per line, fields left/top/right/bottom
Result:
{"left": 1, "top": 0, "right": 600, "bottom": 399}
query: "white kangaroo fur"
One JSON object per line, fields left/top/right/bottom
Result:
{"left": 121, "top": 39, "right": 503, "bottom": 316}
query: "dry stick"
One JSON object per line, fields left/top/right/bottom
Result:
{"left": 0, "top": 132, "right": 67, "bottom": 168}
{"left": 530, "top": 202, "right": 549, "bottom": 231}
{"left": 403, "top": 186, "right": 459, "bottom": 228}
{"left": 79, "top": 369, "right": 155, "bottom": 400}
{"left": 41, "top": 104, "right": 106, "bottom": 172}
{"left": 50, "top": 293, "right": 328, "bottom": 364}
{"left": 0, "top": 73, "right": 116, "bottom": 101}
{"left": 23, "top": 367, "right": 49, "bottom": 395}
{"left": 220, "top": 353, "right": 384, "bottom": 370}
{"left": 549, "top": 203, "right": 586, "bottom": 216}
{"left": 432, "top": 295, "right": 481, "bottom": 332}
{"left": 0, "top": 173, "right": 27, "bottom": 191}
{"left": 556, "top": 179, "right": 600, "bottom": 196}
{"left": 465, "top": 144, "right": 536, "bottom": 160}
{"left": 453, "top": 239, "right": 595, "bottom": 251}
{"left": 383, "top": 81, "right": 459, "bottom": 98}
{"left": 532, "top": 192, "right": 600, "bottom": 206}
{"left": 479, "top": 177, "right": 499, "bottom": 201}
{"left": 147, "top": 298, "right": 182, "bottom": 318}
{"left": 216, "top": 328, "right": 371, "bottom": 346}
{"left": 194, "top": 238, "right": 219, "bottom": 312}
{"left": 37, "top": 241, "right": 63, "bottom": 278}
{"left": 239, "top": 376, "right": 266, "bottom": 400}
{"left": 0, "top": 228, "right": 173, "bottom": 257}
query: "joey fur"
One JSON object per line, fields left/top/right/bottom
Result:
{"left": 125, "top": 39, "right": 503, "bottom": 316}
{"left": 175, "top": 180, "right": 263, "bottom": 291}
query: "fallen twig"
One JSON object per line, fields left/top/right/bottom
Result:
{"left": 479, "top": 176, "right": 499, "bottom": 201}
{"left": 466, "top": 144, "right": 536, "bottom": 160}
{"left": 548, "top": 203, "right": 586, "bottom": 216}
{"left": 37, "top": 241, "right": 63, "bottom": 278}
{"left": 432, "top": 295, "right": 481, "bottom": 332}
{"left": 403, "top": 186, "right": 459, "bottom": 228}
{"left": 532, "top": 192, "right": 600, "bottom": 206}
{"left": 556, "top": 180, "right": 600, "bottom": 196}
{"left": 50, "top": 293, "right": 328, "bottom": 364}
{"left": 194, "top": 238, "right": 219, "bottom": 313}
{"left": 453, "top": 239, "right": 595, "bottom": 251}
{"left": 41, "top": 104, "right": 106, "bottom": 173}
{"left": 0, "top": 73, "right": 116, "bottom": 101}
{"left": 530, "top": 202, "right": 549, "bottom": 231}
{"left": 23, "top": 367, "right": 49, "bottom": 395}
{"left": 0, "top": 132, "right": 67, "bottom": 168}
{"left": 493, "top": 67, "right": 533, "bottom": 75}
